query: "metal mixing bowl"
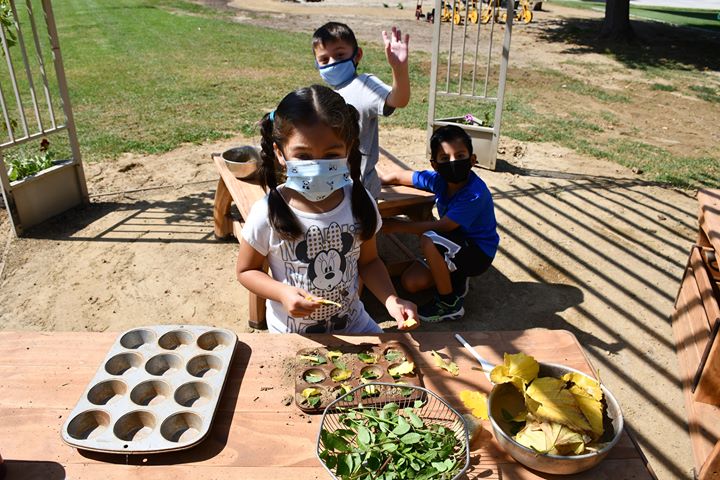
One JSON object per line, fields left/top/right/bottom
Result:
{"left": 487, "top": 363, "right": 624, "bottom": 475}
{"left": 216, "top": 146, "right": 260, "bottom": 179}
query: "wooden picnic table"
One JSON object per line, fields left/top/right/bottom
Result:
{"left": 0, "top": 328, "right": 655, "bottom": 479}
{"left": 212, "top": 148, "right": 435, "bottom": 329}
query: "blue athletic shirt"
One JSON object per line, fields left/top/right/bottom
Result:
{"left": 412, "top": 170, "right": 499, "bottom": 259}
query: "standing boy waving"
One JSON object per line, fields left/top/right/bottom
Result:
{"left": 380, "top": 125, "right": 499, "bottom": 323}
{"left": 312, "top": 22, "right": 410, "bottom": 197}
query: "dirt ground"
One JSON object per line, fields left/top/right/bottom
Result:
{"left": 1, "top": 1, "right": 716, "bottom": 479}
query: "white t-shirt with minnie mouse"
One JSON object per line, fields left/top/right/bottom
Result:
{"left": 241, "top": 184, "right": 383, "bottom": 334}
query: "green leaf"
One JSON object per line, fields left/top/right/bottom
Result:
{"left": 400, "top": 432, "right": 422, "bottom": 444}
{"left": 408, "top": 411, "right": 424, "bottom": 429}
{"left": 357, "top": 426, "right": 371, "bottom": 445}
{"left": 393, "top": 416, "right": 411, "bottom": 436}
{"left": 304, "top": 372, "right": 324, "bottom": 383}
{"left": 432, "top": 461, "right": 448, "bottom": 472}
{"left": 385, "top": 349, "right": 404, "bottom": 362}
{"left": 358, "top": 352, "right": 377, "bottom": 364}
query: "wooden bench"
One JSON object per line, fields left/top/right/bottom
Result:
{"left": 672, "top": 188, "right": 720, "bottom": 480}
{"left": 212, "top": 149, "right": 435, "bottom": 330}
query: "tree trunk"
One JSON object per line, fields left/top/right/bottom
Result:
{"left": 600, "top": 0, "right": 635, "bottom": 42}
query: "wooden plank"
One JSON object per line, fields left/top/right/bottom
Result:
{"left": 696, "top": 319, "right": 720, "bottom": 405}
{"left": 673, "top": 267, "right": 711, "bottom": 375}
{"left": 213, "top": 155, "right": 265, "bottom": 222}
{"left": 699, "top": 440, "right": 720, "bottom": 480}
{"left": 212, "top": 178, "right": 234, "bottom": 239}
{"left": 672, "top": 275, "right": 720, "bottom": 472}
{"left": 699, "top": 189, "right": 720, "bottom": 254}
{"left": 691, "top": 246, "right": 720, "bottom": 331}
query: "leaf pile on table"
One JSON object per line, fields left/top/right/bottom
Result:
{"left": 319, "top": 400, "right": 465, "bottom": 480}
{"left": 491, "top": 353, "right": 613, "bottom": 455}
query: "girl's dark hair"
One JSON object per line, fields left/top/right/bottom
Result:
{"left": 258, "top": 84, "right": 376, "bottom": 241}
{"left": 429, "top": 125, "right": 474, "bottom": 162}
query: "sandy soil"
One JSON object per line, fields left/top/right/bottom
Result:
{"left": 1, "top": 1, "right": 717, "bottom": 479}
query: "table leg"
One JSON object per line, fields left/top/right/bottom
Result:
{"left": 214, "top": 178, "right": 234, "bottom": 240}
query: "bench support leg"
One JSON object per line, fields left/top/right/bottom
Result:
{"left": 214, "top": 178, "right": 234, "bottom": 239}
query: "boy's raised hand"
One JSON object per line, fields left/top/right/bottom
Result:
{"left": 382, "top": 26, "right": 409, "bottom": 70}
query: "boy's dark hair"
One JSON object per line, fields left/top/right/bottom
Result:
{"left": 311, "top": 22, "right": 358, "bottom": 51}
{"left": 258, "top": 84, "right": 376, "bottom": 241}
{"left": 429, "top": 125, "right": 474, "bottom": 162}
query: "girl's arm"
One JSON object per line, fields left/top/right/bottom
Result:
{"left": 236, "top": 239, "right": 319, "bottom": 318}
{"left": 358, "top": 235, "right": 419, "bottom": 330}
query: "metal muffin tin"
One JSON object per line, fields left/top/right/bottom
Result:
{"left": 61, "top": 325, "right": 237, "bottom": 454}
{"left": 294, "top": 341, "right": 424, "bottom": 413}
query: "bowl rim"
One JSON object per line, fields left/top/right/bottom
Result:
{"left": 487, "top": 362, "right": 624, "bottom": 461}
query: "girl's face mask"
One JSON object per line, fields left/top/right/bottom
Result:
{"left": 316, "top": 50, "right": 357, "bottom": 88}
{"left": 284, "top": 158, "right": 352, "bottom": 202}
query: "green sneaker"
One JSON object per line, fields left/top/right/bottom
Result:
{"left": 418, "top": 296, "right": 465, "bottom": 323}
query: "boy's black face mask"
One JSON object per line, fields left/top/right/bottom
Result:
{"left": 435, "top": 158, "right": 472, "bottom": 184}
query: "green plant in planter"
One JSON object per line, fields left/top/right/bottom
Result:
{"left": 4, "top": 150, "right": 55, "bottom": 182}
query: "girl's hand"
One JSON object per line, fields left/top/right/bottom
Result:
{"left": 279, "top": 286, "right": 320, "bottom": 318}
{"left": 382, "top": 26, "right": 409, "bottom": 70}
{"left": 385, "top": 295, "right": 419, "bottom": 331}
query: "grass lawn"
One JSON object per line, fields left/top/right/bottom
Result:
{"left": 4, "top": 0, "right": 714, "bottom": 189}
{"left": 551, "top": 0, "right": 720, "bottom": 31}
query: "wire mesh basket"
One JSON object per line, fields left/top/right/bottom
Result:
{"left": 316, "top": 382, "right": 470, "bottom": 480}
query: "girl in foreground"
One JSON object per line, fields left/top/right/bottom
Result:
{"left": 236, "top": 85, "right": 418, "bottom": 334}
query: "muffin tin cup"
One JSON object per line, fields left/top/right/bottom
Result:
{"left": 61, "top": 325, "right": 237, "bottom": 454}
{"left": 294, "top": 341, "right": 424, "bottom": 413}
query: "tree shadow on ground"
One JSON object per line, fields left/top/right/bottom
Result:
{"left": 539, "top": 10, "right": 720, "bottom": 72}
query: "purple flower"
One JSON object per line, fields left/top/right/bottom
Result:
{"left": 463, "top": 113, "right": 476, "bottom": 124}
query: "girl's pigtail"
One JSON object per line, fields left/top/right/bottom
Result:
{"left": 346, "top": 106, "right": 377, "bottom": 240}
{"left": 259, "top": 113, "right": 303, "bottom": 240}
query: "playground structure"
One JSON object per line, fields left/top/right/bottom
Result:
{"left": 419, "top": 0, "right": 534, "bottom": 24}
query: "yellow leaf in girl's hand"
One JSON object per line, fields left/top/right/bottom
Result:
{"left": 431, "top": 350, "right": 460, "bottom": 376}
{"left": 301, "top": 388, "right": 321, "bottom": 398}
{"left": 460, "top": 390, "right": 489, "bottom": 420}
{"left": 388, "top": 361, "right": 415, "bottom": 378}
{"left": 490, "top": 352, "right": 539, "bottom": 391}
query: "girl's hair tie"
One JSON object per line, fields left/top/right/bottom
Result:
{"left": 269, "top": 110, "right": 275, "bottom": 122}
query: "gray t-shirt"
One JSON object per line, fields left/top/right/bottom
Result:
{"left": 337, "top": 73, "right": 392, "bottom": 198}
{"left": 241, "top": 184, "right": 383, "bottom": 334}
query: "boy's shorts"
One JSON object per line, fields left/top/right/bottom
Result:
{"left": 422, "top": 230, "right": 493, "bottom": 278}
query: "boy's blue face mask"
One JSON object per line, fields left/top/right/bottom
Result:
{"left": 316, "top": 49, "right": 358, "bottom": 88}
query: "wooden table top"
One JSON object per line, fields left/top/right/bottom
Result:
{"left": 699, "top": 188, "right": 720, "bottom": 254}
{"left": 0, "top": 329, "right": 653, "bottom": 479}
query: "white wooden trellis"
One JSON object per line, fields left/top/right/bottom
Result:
{"left": 0, "top": 0, "right": 88, "bottom": 236}
{"left": 426, "top": 0, "right": 514, "bottom": 170}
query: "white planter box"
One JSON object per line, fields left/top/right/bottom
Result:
{"left": 431, "top": 117, "right": 497, "bottom": 170}
{"left": 9, "top": 159, "right": 85, "bottom": 233}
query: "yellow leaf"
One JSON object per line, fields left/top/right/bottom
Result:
{"left": 326, "top": 350, "right": 342, "bottom": 361}
{"left": 562, "top": 372, "right": 603, "bottom": 401}
{"left": 490, "top": 353, "right": 539, "bottom": 391}
{"left": 514, "top": 421, "right": 550, "bottom": 453}
{"left": 569, "top": 385, "right": 604, "bottom": 439}
{"left": 541, "top": 421, "right": 587, "bottom": 455}
{"left": 302, "top": 387, "right": 321, "bottom": 398}
{"left": 460, "top": 390, "right": 489, "bottom": 420}
{"left": 388, "top": 361, "right": 415, "bottom": 378}
{"left": 331, "top": 369, "right": 352, "bottom": 382}
{"left": 525, "top": 377, "right": 592, "bottom": 433}
{"left": 431, "top": 350, "right": 460, "bottom": 376}
{"left": 403, "top": 318, "right": 418, "bottom": 328}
